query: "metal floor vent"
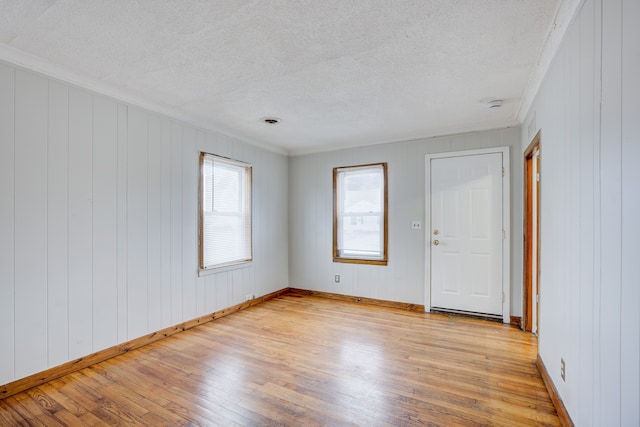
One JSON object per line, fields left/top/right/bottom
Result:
{"left": 430, "top": 307, "right": 503, "bottom": 323}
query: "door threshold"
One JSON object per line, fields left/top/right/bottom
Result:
{"left": 430, "top": 307, "right": 503, "bottom": 323}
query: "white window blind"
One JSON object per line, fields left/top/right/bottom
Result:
{"left": 200, "top": 153, "right": 252, "bottom": 270}
{"left": 334, "top": 163, "right": 387, "bottom": 262}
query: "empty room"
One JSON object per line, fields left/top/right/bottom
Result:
{"left": 0, "top": 1, "right": 638, "bottom": 425}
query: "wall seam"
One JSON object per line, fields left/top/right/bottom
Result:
{"left": 12, "top": 67, "right": 16, "bottom": 382}
{"left": 45, "top": 78, "right": 50, "bottom": 369}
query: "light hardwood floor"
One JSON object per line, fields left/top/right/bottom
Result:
{"left": 0, "top": 294, "right": 559, "bottom": 426}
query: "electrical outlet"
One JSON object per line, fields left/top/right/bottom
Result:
{"left": 560, "top": 358, "right": 565, "bottom": 381}
{"left": 334, "top": 275, "right": 340, "bottom": 283}
{"left": 245, "top": 294, "right": 255, "bottom": 301}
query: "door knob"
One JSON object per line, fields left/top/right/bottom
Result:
{"left": 433, "top": 239, "right": 439, "bottom": 246}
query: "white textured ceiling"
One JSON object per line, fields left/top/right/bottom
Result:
{"left": 1, "top": 0, "right": 566, "bottom": 155}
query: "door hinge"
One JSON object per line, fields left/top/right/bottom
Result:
{"left": 502, "top": 292, "right": 505, "bottom": 303}
{"left": 502, "top": 167, "right": 505, "bottom": 177}
{"left": 536, "top": 172, "right": 540, "bottom": 182}
{"left": 536, "top": 295, "right": 540, "bottom": 303}
{"left": 502, "top": 229, "right": 506, "bottom": 240}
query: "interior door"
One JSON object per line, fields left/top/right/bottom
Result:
{"left": 429, "top": 152, "right": 503, "bottom": 316}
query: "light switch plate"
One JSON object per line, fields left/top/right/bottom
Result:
{"left": 411, "top": 221, "right": 422, "bottom": 230}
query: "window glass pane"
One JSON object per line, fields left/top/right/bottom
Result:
{"left": 213, "top": 163, "right": 241, "bottom": 213}
{"left": 200, "top": 153, "right": 252, "bottom": 270}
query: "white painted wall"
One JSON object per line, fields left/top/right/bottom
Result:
{"left": 289, "top": 128, "right": 522, "bottom": 313}
{"left": 521, "top": 0, "right": 639, "bottom": 424}
{"left": 0, "top": 61, "right": 289, "bottom": 385}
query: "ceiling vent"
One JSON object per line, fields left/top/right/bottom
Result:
{"left": 261, "top": 117, "right": 281, "bottom": 125}
{"left": 487, "top": 100, "right": 504, "bottom": 109}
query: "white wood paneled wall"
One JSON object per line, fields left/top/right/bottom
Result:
{"left": 522, "top": 0, "right": 639, "bottom": 424}
{"left": 0, "top": 62, "right": 289, "bottom": 386}
{"left": 288, "top": 128, "right": 522, "bottom": 310}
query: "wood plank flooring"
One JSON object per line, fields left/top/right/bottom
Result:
{"left": 0, "top": 295, "right": 560, "bottom": 426}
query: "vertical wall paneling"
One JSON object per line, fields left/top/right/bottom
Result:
{"left": 0, "top": 60, "right": 288, "bottom": 386}
{"left": 68, "top": 88, "right": 94, "bottom": 359}
{"left": 47, "top": 81, "right": 70, "bottom": 367}
{"left": 288, "top": 159, "right": 303, "bottom": 289}
{"left": 599, "top": 0, "right": 623, "bottom": 423}
{"left": 160, "top": 118, "right": 172, "bottom": 328}
{"left": 531, "top": 11, "right": 567, "bottom": 415}
{"left": 313, "top": 159, "right": 327, "bottom": 292}
{"left": 116, "top": 104, "right": 128, "bottom": 342}
{"left": 388, "top": 144, "right": 409, "bottom": 303}
{"left": 566, "top": 20, "right": 582, "bottom": 414}
{"left": 590, "top": 2, "right": 603, "bottom": 420}
{"left": 127, "top": 108, "right": 149, "bottom": 339}
{"left": 577, "top": 0, "right": 596, "bottom": 421}
{"left": 231, "top": 269, "right": 241, "bottom": 305}
{"left": 0, "top": 63, "right": 15, "bottom": 384}
{"left": 92, "top": 96, "right": 118, "bottom": 351}
{"left": 215, "top": 273, "right": 229, "bottom": 312}
{"left": 14, "top": 70, "right": 49, "bottom": 377}
{"left": 182, "top": 127, "right": 197, "bottom": 319}
{"left": 170, "top": 122, "right": 183, "bottom": 323}
{"left": 528, "top": 12, "right": 567, "bottom": 415}
{"left": 251, "top": 153, "right": 263, "bottom": 295}
{"left": 502, "top": 127, "right": 522, "bottom": 314}
{"left": 520, "top": 0, "right": 640, "bottom": 422}
{"left": 204, "top": 274, "right": 216, "bottom": 314}
{"left": 277, "top": 154, "right": 289, "bottom": 289}
{"left": 147, "top": 115, "right": 162, "bottom": 332}
{"left": 300, "top": 158, "right": 314, "bottom": 290}
{"left": 240, "top": 267, "right": 251, "bottom": 304}
{"left": 406, "top": 141, "right": 424, "bottom": 304}
{"left": 195, "top": 130, "right": 206, "bottom": 315}
{"left": 620, "top": 0, "right": 640, "bottom": 423}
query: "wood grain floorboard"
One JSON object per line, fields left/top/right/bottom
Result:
{"left": 0, "top": 295, "right": 560, "bottom": 426}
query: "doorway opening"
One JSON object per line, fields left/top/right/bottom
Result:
{"left": 523, "top": 132, "right": 541, "bottom": 333}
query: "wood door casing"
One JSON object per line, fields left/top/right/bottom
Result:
{"left": 523, "top": 131, "right": 541, "bottom": 332}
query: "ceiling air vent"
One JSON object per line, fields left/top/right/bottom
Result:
{"left": 261, "top": 117, "right": 281, "bottom": 125}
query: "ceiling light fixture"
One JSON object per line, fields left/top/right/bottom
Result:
{"left": 261, "top": 117, "right": 281, "bottom": 125}
{"left": 487, "top": 99, "right": 504, "bottom": 109}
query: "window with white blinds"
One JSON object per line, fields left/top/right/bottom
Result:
{"left": 199, "top": 153, "right": 252, "bottom": 270}
{"left": 333, "top": 163, "right": 388, "bottom": 265}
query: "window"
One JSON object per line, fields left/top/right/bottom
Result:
{"left": 333, "top": 163, "right": 388, "bottom": 265}
{"left": 199, "top": 152, "right": 252, "bottom": 270}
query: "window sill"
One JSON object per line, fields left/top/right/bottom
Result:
{"left": 198, "top": 260, "right": 252, "bottom": 277}
{"left": 333, "top": 257, "right": 388, "bottom": 266}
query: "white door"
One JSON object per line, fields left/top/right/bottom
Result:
{"left": 429, "top": 152, "right": 504, "bottom": 316}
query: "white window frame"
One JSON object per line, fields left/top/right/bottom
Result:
{"left": 199, "top": 152, "right": 252, "bottom": 271}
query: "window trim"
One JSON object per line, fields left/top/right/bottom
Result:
{"left": 198, "top": 152, "right": 253, "bottom": 272}
{"left": 332, "top": 162, "right": 388, "bottom": 266}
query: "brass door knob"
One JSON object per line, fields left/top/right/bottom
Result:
{"left": 433, "top": 239, "right": 439, "bottom": 246}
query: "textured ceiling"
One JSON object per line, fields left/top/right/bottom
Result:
{"left": 1, "top": 0, "right": 565, "bottom": 154}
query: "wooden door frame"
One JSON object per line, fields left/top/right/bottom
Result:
{"left": 523, "top": 131, "right": 541, "bottom": 332}
{"left": 424, "top": 147, "right": 511, "bottom": 324}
